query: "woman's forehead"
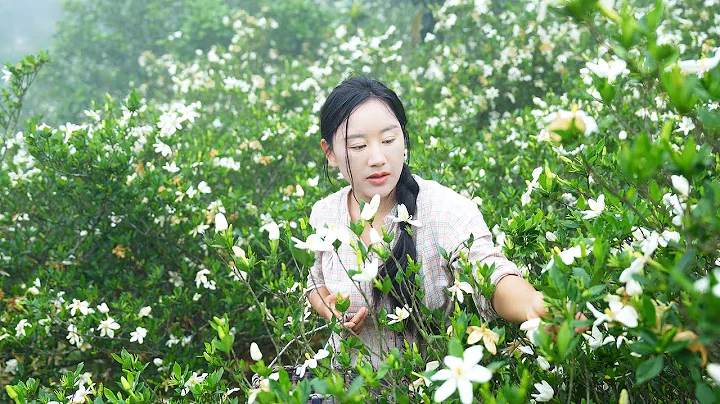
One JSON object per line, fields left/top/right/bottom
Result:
{"left": 339, "top": 99, "right": 400, "bottom": 136}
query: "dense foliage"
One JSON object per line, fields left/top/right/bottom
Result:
{"left": 1, "top": 0, "right": 719, "bottom": 402}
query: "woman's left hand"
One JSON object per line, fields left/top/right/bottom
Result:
{"left": 527, "top": 291, "right": 589, "bottom": 334}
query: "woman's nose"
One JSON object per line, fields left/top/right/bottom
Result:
{"left": 367, "top": 144, "right": 387, "bottom": 166}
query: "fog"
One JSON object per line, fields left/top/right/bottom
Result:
{"left": 0, "top": 0, "right": 63, "bottom": 64}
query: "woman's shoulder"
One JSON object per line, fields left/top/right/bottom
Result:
{"left": 414, "top": 175, "right": 479, "bottom": 221}
{"left": 308, "top": 185, "right": 350, "bottom": 228}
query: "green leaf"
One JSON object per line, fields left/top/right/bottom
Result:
{"left": 636, "top": 355, "right": 664, "bottom": 384}
{"left": 695, "top": 381, "right": 715, "bottom": 404}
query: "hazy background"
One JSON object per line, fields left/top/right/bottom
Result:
{"left": 0, "top": 0, "right": 64, "bottom": 64}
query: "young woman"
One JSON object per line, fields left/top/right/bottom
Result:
{"left": 305, "top": 76, "right": 550, "bottom": 369}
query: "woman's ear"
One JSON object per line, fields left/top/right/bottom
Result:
{"left": 321, "top": 139, "right": 338, "bottom": 168}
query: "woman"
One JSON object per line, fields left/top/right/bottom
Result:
{"left": 305, "top": 76, "right": 549, "bottom": 369}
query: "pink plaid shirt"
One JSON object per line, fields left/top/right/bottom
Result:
{"left": 305, "top": 175, "right": 521, "bottom": 368}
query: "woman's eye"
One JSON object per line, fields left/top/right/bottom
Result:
{"left": 350, "top": 145, "right": 366, "bottom": 150}
{"left": 383, "top": 138, "right": 395, "bottom": 144}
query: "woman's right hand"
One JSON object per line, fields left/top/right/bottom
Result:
{"left": 322, "top": 293, "right": 368, "bottom": 335}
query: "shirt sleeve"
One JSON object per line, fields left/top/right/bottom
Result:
{"left": 304, "top": 202, "right": 326, "bottom": 298}
{"left": 443, "top": 199, "right": 522, "bottom": 321}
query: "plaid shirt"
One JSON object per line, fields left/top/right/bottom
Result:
{"left": 305, "top": 175, "right": 521, "bottom": 368}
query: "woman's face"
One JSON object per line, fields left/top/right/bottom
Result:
{"left": 322, "top": 98, "right": 405, "bottom": 204}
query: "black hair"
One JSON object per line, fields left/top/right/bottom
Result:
{"left": 319, "top": 76, "right": 422, "bottom": 334}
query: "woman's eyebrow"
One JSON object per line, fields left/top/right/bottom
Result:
{"left": 348, "top": 124, "right": 399, "bottom": 138}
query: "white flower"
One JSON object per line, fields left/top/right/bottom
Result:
{"left": 195, "top": 269, "right": 211, "bottom": 288}
{"left": 130, "top": 327, "right": 148, "bottom": 344}
{"left": 586, "top": 296, "right": 639, "bottom": 328}
{"left": 678, "top": 49, "right": 720, "bottom": 78}
{"left": 410, "top": 360, "right": 440, "bottom": 393}
{"left": 259, "top": 221, "right": 280, "bottom": 240}
{"left": 387, "top": 305, "right": 412, "bottom": 325}
{"left": 583, "top": 325, "right": 616, "bottom": 349}
{"left": 352, "top": 258, "right": 379, "bottom": 282}
{"left": 67, "top": 383, "right": 92, "bottom": 404}
{"left": 707, "top": 363, "right": 720, "bottom": 385}
{"left": 4, "top": 359, "right": 19, "bottom": 375}
{"left": 67, "top": 324, "right": 83, "bottom": 347}
{"left": 215, "top": 212, "right": 228, "bottom": 232}
{"left": 295, "top": 185, "right": 305, "bottom": 197}
{"left": 296, "top": 349, "right": 330, "bottom": 378}
{"left": 169, "top": 271, "right": 184, "bottom": 287}
{"left": 292, "top": 234, "right": 333, "bottom": 252}
{"left": 537, "top": 356, "right": 551, "bottom": 371}
{"left": 361, "top": 194, "right": 381, "bottom": 221}
{"left": 447, "top": 279, "right": 473, "bottom": 304}
{"left": 545, "top": 231, "right": 557, "bottom": 242}
{"left": 250, "top": 342, "right": 263, "bottom": 361}
{"left": 15, "top": 319, "right": 31, "bottom": 337}
{"left": 98, "top": 317, "right": 121, "bottom": 338}
{"left": 2, "top": 68, "right": 12, "bottom": 82}
{"left": 316, "top": 224, "right": 350, "bottom": 245}
{"left": 181, "top": 372, "right": 208, "bottom": 396}
{"left": 162, "top": 161, "right": 180, "bottom": 173}
{"left": 580, "top": 194, "right": 605, "bottom": 219}
{"left": 671, "top": 175, "right": 690, "bottom": 198}
{"left": 68, "top": 299, "right": 91, "bottom": 316}
{"left": 532, "top": 380, "right": 555, "bottom": 402}
{"left": 166, "top": 334, "right": 180, "bottom": 347}
{"left": 197, "top": 181, "right": 212, "bottom": 194}
{"left": 520, "top": 317, "right": 541, "bottom": 345}
{"left": 585, "top": 59, "right": 627, "bottom": 83}
{"left": 431, "top": 345, "right": 493, "bottom": 404}
{"left": 675, "top": 116, "right": 696, "bottom": 136}
{"left": 138, "top": 306, "right": 152, "bottom": 318}
{"left": 157, "top": 111, "right": 182, "bottom": 136}
{"left": 153, "top": 141, "right": 172, "bottom": 157}
{"left": 390, "top": 204, "right": 422, "bottom": 227}
{"left": 96, "top": 302, "right": 109, "bottom": 314}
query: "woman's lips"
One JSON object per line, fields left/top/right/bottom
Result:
{"left": 367, "top": 174, "right": 389, "bottom": 185}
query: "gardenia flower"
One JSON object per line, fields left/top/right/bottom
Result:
{"left": 448, "top": 279, "right": 473, "bottom": 303}
{"left": 583, "top": 325, "right": 615, "bottom": 349}
{"left": 585, "top": 58, "right": 627, "bottom": 83}
{"left": 316, "top": 224, "right": 350, "bottom": 245}
{"left": 675, "top": 116, "right": 696, "bottom": 136}
{"left": 586, "top": 295, "right": 639, "bottom": 328}
{"left": 68, "top": 299, "right": 91, "bottom": 316}
{"left": 296, "top": 349, "right": 330, "bottom": 378}
{"left": 138, "top": 306, "right": 152, "bottom": 317}
{"left": 543, "top": 109, "right": 598, "bottom": 137}
{"left": 361, "top": 194, "right": 381, "bottom": 221}
{"left": 130, "top": 327, "right": 147, "bottom": 344}
{"left": 466, "top": 324, "right": 500, "bottom": 355}
{"left": 67, "top": 383, "right": 92, "bottom": 404}
{"left": 215, "top": 212, "right": 228, "bottom": 232}
{"left": 387, "top": 305, "right": 412, "bottom": 325}
{"left": 2, "top": 68, "right": 12, "bottom": 82}
{"left": 259, "top": 221, "right": 280, "bottom": 240}
{"left": 162, "top": 161, "right": 180, "bottom": 173}
{"left": 430, "top": 345, "right": 493, "bottom": 404}
{"left": 520, "top": 317, "right": 541, "bottom": 345}
{"left": 409, "top": 360, "right": 440, "bottom": 393}
{"left": 250, "top": 342, "right": 263, "bottom": 361}
{"left": 4, "top": 359, "right": 19, "bottom": 375}
{"left": 678, "top": 48, "right": 720, "bottom": 78}
{"left": 96, "top": 302, "right": 109, "bottom": 314}
{"left": 671, "top": 175, "right": 690, "bottom": 198}
{"left": 98, "top": 317, "right": 121, "bottom": 338}
{"left": 521, "top": 167, "right": 543, "bottom": 206}
{"left": 580, "top": 194, "right": 605, "bottom": 219}
{"left": 181, "top": 372, "right": 208, "bottom": 396}
{"left": 15, "top": 319, "right": 31, "bottom": 337}
{"left": 390, "top": 204, "right": 422, "bottom": 227}
{"left": 707, "top": 363, "right": 720, "bottom": 385}
{"left": 531, "top": 380, "right": 554, "bottom": 402}
{"left": 352, "top": 258, "right": 379, "bottom": 282}
{"left": 292, "top": 234, "right": 333, "bottom": 252}
{"left": 619, "top": 230, "right": 660, "bottom": 296}
{"left": 67, "top": 324, "right": 83, "bottom": 347}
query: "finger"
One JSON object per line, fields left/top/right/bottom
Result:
{"left": 355, "top": 317, "right": 366, "bottom": 332}
{"left": 349, "top": 308, "right": 367, "bottom": 323}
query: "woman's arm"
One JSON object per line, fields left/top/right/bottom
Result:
{"left": 491, "top": 275, "right": 546, "bottom": 323}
